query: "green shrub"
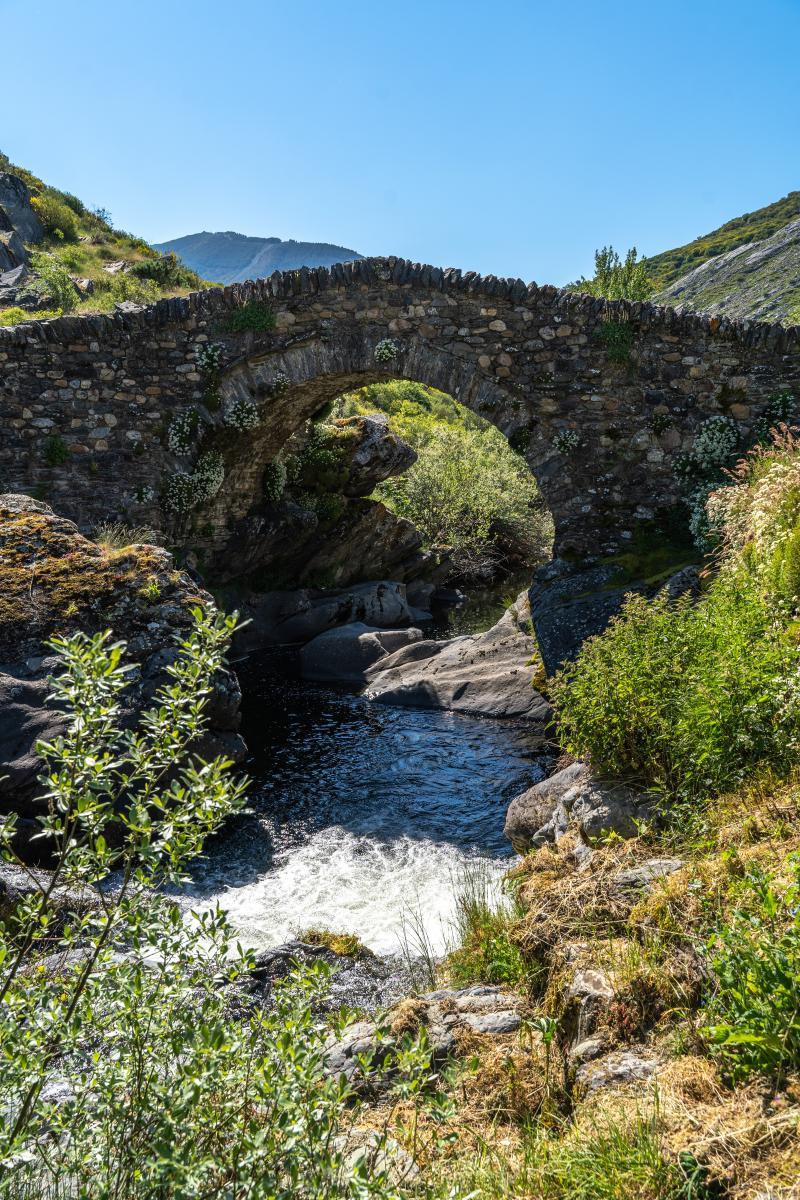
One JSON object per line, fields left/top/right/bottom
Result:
{"left": 29, "top": 251, "right": 79, "bottom": 313}
{"left": 223, "top": 299, "right": 277, "bottom": 333}
{"left": 703, "top": 859, "right": 800, "bottom": 1085}
{"left": 599, "top": 319, "right": 635, "bottom": 364}
{"left": 31, "top": 191, "right": 80, "bottom": 241}
{"left": 551, "top": 571, "right": 800, "bottom": 804}
{"left": 342, "top": 380, "right": 551, "bottom": 579}
{"left": 131, "top": 251, "right": 202, "bottom": 290}
{"left": 43, "top": 433, "right": 70, "bottom": 466}
{"left": 0, "top": 305, "right": 61, "bottom": 326}
{"left": 568, "top": 245, "right": 655, "bottom": 301}
{"left": 0, "top": 611, "right": 426, "bottom": 1198}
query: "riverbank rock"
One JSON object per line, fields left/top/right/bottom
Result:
{"left": 324, "top": 984, "right": 524, "bottom": 1084}
{"left": 247, "top": 941, "right": 420, "bottom": 1015}
{"left": 365, "top": 592, "right": 551, "bottom": 722}
{"left": 0, "top": 495, "right": 246, "bottom": 859}
{"left": 300, "top": 622, "right": 423, "bottom": 684}
{"left": 504, "top": 760, "right": 654, "bottom": 852}
{"left": 234, "top": 580, "right": 416, "bottom": 652}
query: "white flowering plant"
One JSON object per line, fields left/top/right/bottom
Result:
{"left": 263, "top": 457, "right": 287, "bottom": 503}
{"left": 223, "top": 396, "right": 261, "bottom": 432}
{"left": 374, "top": 339, "right": 399, "bottom": 364}
{"left": 167, "top": 408, "right": 201, "bottom": 457}
{"left": 195, "top": 342, "right": 223, "bottom": 374}
{"left": 271, "top": 370, "right": 289, "bottom": 395}
{"left": 163, "top": 451, "right": 225, "bottom": 514}
{"left": 553, "top": 429, "right": 582, "bottom": 454}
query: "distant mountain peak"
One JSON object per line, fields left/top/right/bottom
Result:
{"left": 153, "top": 230, "right": 362, "bottom": 285}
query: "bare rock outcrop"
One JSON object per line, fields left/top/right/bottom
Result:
{"left": 364, "top": 592, "right": 551, "bottom": 723}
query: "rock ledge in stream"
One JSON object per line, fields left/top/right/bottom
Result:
{"left": 504, "top": 760, "right": 655, "bottom": 853}
{"left": 300, "top": 623, "right": 423, "bottom": 685}
{"left": 365, "top": 592, "right": 551, "bottom": 722}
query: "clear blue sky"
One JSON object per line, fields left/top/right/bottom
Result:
{"left": 2, "top": 0, "right": 798, "bottom": 285}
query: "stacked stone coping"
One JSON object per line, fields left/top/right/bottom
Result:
{"left": 0, "top": 255, "right": 798, "bottom": 354}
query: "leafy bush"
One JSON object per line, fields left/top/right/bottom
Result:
{"left": 29, "top": 251, "right": 79, "bottom": 313}
{"left": 703, "top": 859, "right": 800, "bottom": 1085}
{"left": 43, "top": 433, "right": 70, "bottom": 466}
{"left": 342, "top": 380, "right": 551, "bottom": 579}
{"left": 0, "top": 305, "right": 61, "bottom": 326}
{"left": 551, "top": 574, "right": 800, "bottom": 804}
{"left": 130, "top": 250, "right": 202, "bottom": 290}
{"left": 568, "top": 246, "right": 655, "bottom": 301}
{"left": 223, "top": 299, "right": 276, "bottom": 333}
{"left": 0, "top": 612, "right": 423, "bottom": 1198}
{"left": 31, "top": 191, "right": 80, "bottom": 241}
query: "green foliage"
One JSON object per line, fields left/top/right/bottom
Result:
{"left": 130, "top": 251, "right": 202, "bottom": 290}
{"left": 28, "top": 251, "right": 79, "bottom": 313}
{"left": 30, "top": 191, "right": 80, "bottom": 241}
{"left": 0, "top": 611, "right": 427, "bottom": 1198}
{"left": 342, "top": 380, "right": 551, "bottom": 579}
{"left": 446, "top": 863, "right": 526, "bottom": 986}
{"left": 569, "top": 246, "right": 655, "bottom": 301}
{"left": 646, "top": 190, "right": 800, "bottom": 288}
{"left": 223, "top": 300, "right": 277, "bottom": 333}
{"left": 703, "top": 858, "right": 800, "bottom": 1085}
{"left": 0, "top": 306, "right": 61, "bottom": 326}
{"left": 425, "top": 1112, "right": 709, "bottom": 1200}
{"left": 551, "top": 570, "right": 800, "bottom": 804}
{"left": 42, "top": 433, "right": 70, "bottom": 466}
{"left": 295, "top": 423, "right": 358, "bottom": 492}
{"left": 262, "top": 457, "right": 287, "bottom": 503}
{"left": 599, "top": 319, "right": 635, "bottom": 363}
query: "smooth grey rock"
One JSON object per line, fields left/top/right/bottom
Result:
{"left": 365, "top": 593, "right": 551, "bottom": 722}
{"left": 569, "top": 1036, "right": 607, "bottom": 1064}
{"left": 505, "top": 760, "right": 653, "bottom": 852}
{"left": 0, "top": 229, "right": 26, "bottom": 272}
{"left": 504, "top": 760, "right": 587, "bottom": 852}
{"left": 237, "top": 580, "right": 413, "bottom": 651}
{"left": 0, "top": 674, "right": 66, "bottom": 816}
{"left": 300, "top": 622, "right": 422, "bottom": 684}
{"left": 338, "top": 413, "right": 417, "bottom": 497}
{"left": 613, "top": 858, "right": 685, "bottom": 892}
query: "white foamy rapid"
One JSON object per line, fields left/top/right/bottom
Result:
{"left": 178, "top": 677, "right": 543, "bottom": 956}
{"left": 184, "top": 827, "right": 508, "bottom": 955}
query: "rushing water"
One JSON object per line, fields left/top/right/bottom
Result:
{"left": 180, "top": 658, "right": 546, "bottom": 955}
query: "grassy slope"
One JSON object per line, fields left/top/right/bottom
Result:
{"left": 647, "top": 190, "right": 800, "bottom": 287}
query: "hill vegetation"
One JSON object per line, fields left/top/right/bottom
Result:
{"left": 646, "top": 191, "right": 800, "bottom": 287}
{"left": 0, "top": 151, "right": 207, "bottom": 325}
{"left": 339, "top": 380, "right": 553, "bottom": 579}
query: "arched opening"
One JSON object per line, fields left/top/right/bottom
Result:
{"left": 189, "top": 342, "right": 555, "bottom": 616}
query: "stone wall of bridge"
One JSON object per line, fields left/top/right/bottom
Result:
{"left": 1, "top": 256, "right": 798, "bottom": 572}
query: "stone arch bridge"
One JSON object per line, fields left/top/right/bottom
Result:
{"left": 2, "top": 256, "right": 799, "bottom": 589}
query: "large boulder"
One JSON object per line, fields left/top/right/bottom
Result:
{"left": 236, "top": 580, "right": 414, "bottom": 652}
{"left": 0, "top": 495, "right": 246, "bottom": 858}
{"left": 300, "top": 622, "right": 423, "bottom": 684}
{"left": 504, "top": 760, "right": 653, "bottom": 852}
{"left": 336, "top": 414, "right": 417, "bottom": 497}
{"left": 0, "top": 173, "right": 44, "bottom": 246}
{"left": 365, "top": 593, "right": 551, "bottom": 722}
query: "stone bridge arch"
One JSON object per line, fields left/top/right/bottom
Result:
{"left": 1, "top": 255, "right": 799, "bottom": 576}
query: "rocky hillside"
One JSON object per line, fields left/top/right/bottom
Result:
{"left": 649, "top": 190, "right": 800, "bottom": 324}
{"left": 154, "top": 230, "right": 363, "bottom": 284}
